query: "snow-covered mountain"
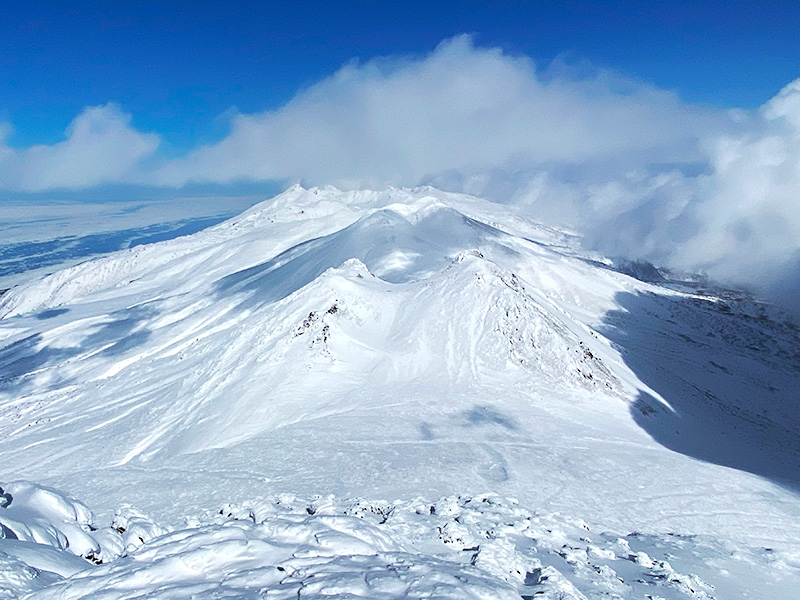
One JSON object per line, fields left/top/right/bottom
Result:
{"left": 1, "top": 186, "right": 798, "bottom": 599}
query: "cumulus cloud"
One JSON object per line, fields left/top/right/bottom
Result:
{"left": 154, "top": 35, "right": 724, "bottom": 187}
{"left": 0, "top": 104, "right": 158, "bottom": 191}
{"left": 0, "top": 36, "right": 796, "bottom": 314}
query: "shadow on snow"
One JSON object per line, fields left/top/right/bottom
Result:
{"left": 601, "top": 291, "right": 800, "bottom": 490}
{"left": 0, "top": 304, "right": 156, "bottom": 396}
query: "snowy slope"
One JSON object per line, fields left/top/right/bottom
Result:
{"left": 0, "top": 185, "right": 798, "bottom": 598}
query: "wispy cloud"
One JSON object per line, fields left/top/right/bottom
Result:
{"left": 0, "top": 36, "right": 797, "bottom": 313}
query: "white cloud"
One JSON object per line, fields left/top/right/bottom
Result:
{"left": 516, "top": 79, "right": 800, "bottom": 316}
{"left": 0, "top": 104, "right": 158, "bottom": 191}
{"left": 675, "top": 80, "right": 800, "bottom": 312}
{"left": 154, "top": 35, "right": 723, "bottom": 187}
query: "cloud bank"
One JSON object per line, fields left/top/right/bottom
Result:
{"left": 0, "top": 36, "right": 797, "bottom": 314}
{"left": 153, "top": 36, "right": 723, "bottom": 187}
{"left": 0, "top": 105, "right": 158, "bottom": 192}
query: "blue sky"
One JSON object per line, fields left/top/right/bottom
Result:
{"left": 1, "top": 1, "right": 797, "bottom": 150}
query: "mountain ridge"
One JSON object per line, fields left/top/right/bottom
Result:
{"left": 0, "top": 185, "right": 798, "bottom": 598}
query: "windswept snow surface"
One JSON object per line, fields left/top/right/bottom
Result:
{"left": 0, "top": 185, "right": 798, "bottom": 598}
{"left": 0, "top": 195, "right": 260, "bottom": 293}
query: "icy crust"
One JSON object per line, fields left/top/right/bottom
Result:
{"left": 29, "top": 519, "right": 517, "bottom": 600}
{"left": 0, "top": 482, "right": 165, "bottom": 560}
{"left": 211, "top": 494, "right": 725, "bottom": 600}
{"left": 4, "top": 483, "right": 777, "bottom": 600}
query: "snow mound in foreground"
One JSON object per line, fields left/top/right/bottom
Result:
{"left": 7, "top": 482, "right": 794, "bottom": 600}
{"left": 30, "top": 519, "right": 519, "bottom": 600}
{"left": 0, "top": 481, "right": 165, "bottom": 598}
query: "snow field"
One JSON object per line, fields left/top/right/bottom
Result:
{"left": 0, "top": 185, "right": 798, "bottom": 598}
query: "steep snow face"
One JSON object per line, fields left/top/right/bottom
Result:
{"left": 0, "top": 186, "right": 798, "bottom": 598}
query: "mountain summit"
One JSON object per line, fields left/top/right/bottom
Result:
{"left": 1, "top": 186, "right": 798, "bottom": 599}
